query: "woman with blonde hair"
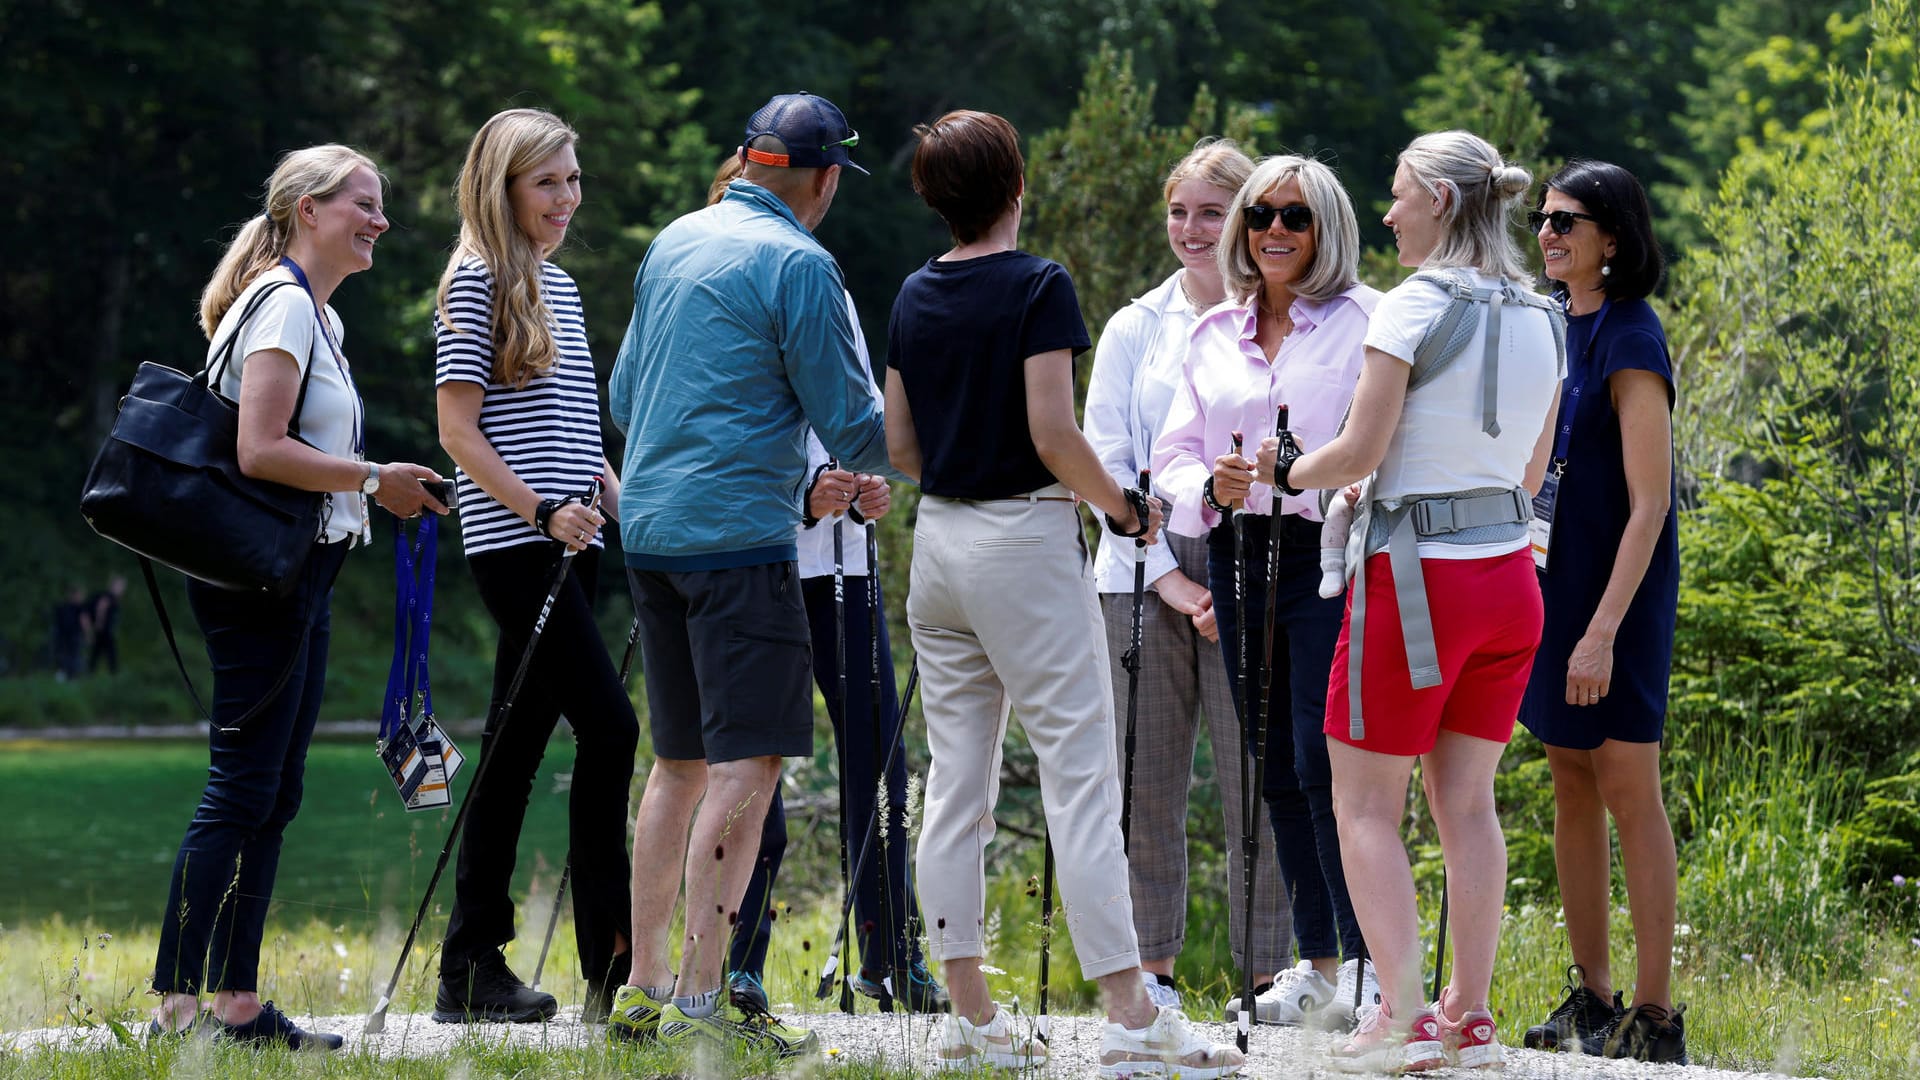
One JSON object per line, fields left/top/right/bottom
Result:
{"left": 1260, "top": 130, "right": 1565, "bottom": 1071}
{"left": 1082, "top": 138, "right": 1289, "bottom": 1009}
{"left": 1153, "top": 152, "right": 1381, "bottom": 1028}
{"left": 151, "top": 145, "right": 445, "bottom": 1048}
{"left": 432, "top": 107, "right": 639, "bottom": 1025}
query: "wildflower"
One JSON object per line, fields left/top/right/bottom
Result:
{"left": 981, "top": 965, "right": 1007, "bottom": 976}
{"left": 1896, "top": 875, "right": 1908, "bottom": 888}
{"left": 1675, "top": 923, "right": 1693, "bottom": 937}
{"left": 1742, "top": 953, "right": 1755, "bottom": 963}
{"left": 333, "top": 942, "right": 348, "bottom": 959}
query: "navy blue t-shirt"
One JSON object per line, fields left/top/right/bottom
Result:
{"left": 1519, "top": 297, "right": 1681, "bottom": 748}
{"left": 886, "top": 250, "right": 1091, "bottom": 499}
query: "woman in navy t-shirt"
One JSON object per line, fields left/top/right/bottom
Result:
{"left": 885, "top": 109, "right": 1242, "bottom": 1078}
{"left": 1517, "top": 160, "right": 1686, "bottom": 1064}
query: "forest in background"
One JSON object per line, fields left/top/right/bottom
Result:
{"left": 4, "top": 0, "right": 1919, "bottom": 913}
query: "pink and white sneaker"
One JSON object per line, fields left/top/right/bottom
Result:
{"left": 1329, "top": 1001, "right": 1447, "bottom": 1074}
{"left": 1437, "top": 1005, "right": 1506, "bottom": 1069}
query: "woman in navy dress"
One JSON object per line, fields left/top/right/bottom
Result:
{"left": 1517, "top": 159, "right": 1685, "bottom": 1065}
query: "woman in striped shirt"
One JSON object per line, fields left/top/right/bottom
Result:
{"left": 432, "top": 108, "right": 639, "bottom": 1025}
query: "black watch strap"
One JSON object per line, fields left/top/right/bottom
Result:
{"left": 801, "top": 461, "right": 833, "bottom": 528}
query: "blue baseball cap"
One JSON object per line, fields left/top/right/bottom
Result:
{"left": 742, "top": 92, "right": 868, "bottom": 175}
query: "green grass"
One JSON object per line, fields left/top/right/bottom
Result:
{"left": 3, "top": 721, "right": 1918, "bottom": 1077}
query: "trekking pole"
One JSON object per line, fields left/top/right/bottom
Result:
{"left": 866, "top": 517, "right": 900, "bottom": 1012}
{"left": 1431, "top": 869, "right": 1449, "bottom": 1003}
{"left": 365, "top": 477, "right": 601, "bottom": 1035}
{"left": 1120, "top": 468, "right": 1150, "bottom": 852}
{"left": 1037, "top": 837, "right": 1055, "bottom": 1044}
{"left": 815, "top": 657, "right": 921, "bottom": 1001}
{"left": 528, "top": 612, "right": 643, "bottom": 992}
{"left": 1229, "top": 430, "right": 1261, "bottom": 1055}
{"left": 831, "top": 505, "right": 857, "bottom": 1014}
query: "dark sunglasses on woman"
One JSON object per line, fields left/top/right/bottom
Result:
{"left": 1527, "top": 209, "right": 1601, "bottom": 235}
{"left": 1245, "top": 203, "right": 1313, "bottom": 233}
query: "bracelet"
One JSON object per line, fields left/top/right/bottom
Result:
{"left": 1202, "top": 477, "right": 1231, "bottom": 514}
{"left": 1104, "top": 486, "right": 1152, "bottom": 538}
{"left": 533, "top": 498, "right": 563, "bottom": 538}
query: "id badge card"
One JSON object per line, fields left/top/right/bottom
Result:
{"left": 378, "top": 722, "right": 431, "bottom": 806}
{"left": 1530, "top": 468, "right": 1561, "bottom": 572}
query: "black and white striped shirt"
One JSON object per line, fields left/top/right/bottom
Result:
{"left": 435, "top": 258, "right": 605, "bottom": 557}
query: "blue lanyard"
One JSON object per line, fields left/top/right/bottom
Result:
{"left": 380, "top": 515, "right": 438, "bottom": 741}
{"left": 1550, "top": 298, "right": 1612, "bottom": 467}
{"left": 279, "top": 257, "right": 365, "bottom": 459}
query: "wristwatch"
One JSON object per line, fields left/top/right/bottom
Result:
{"left": 361, "top": 462, "right": 381, "bottom": 496}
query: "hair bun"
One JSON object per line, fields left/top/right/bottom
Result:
{"left": 1489, "top": 163, "right": 1531, "bottom": 198}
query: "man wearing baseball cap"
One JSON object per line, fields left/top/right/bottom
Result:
{"left": 604, "top": 91, "right": 891, "bottom": 1056}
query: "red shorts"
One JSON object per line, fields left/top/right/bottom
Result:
{"left": 1324, "top": 548, "right": 1543, "bottom": 756}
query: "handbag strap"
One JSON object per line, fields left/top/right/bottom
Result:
{"left": 204, "top": 279, "right": 321, "bottom": 440}
{"left": 139, "top": 554, "right": 320, "bottom": 732}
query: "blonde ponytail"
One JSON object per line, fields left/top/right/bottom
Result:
{"left": 198, "top": 145, "right": 381, "bottom": 338}
{"left": 1396, "top": 130, "right": 1532, "bottom": 282}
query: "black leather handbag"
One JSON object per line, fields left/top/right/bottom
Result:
{"left": 80, "top": 281, "right": 328, "bottom": 596}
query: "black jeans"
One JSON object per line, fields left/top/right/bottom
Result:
{"left": 443, "top": 544, "right": 638, "bottom": 989}
{"left": 153, "top": 540, "right": 349, "bottom": 995}
{"left": 1209, "top": 516, "right": 1366, "bottom": 963}
{"left": 728, "top": 571, "right": 923, "bottom": 978}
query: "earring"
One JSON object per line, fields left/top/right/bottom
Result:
{"left": 1601, "top": 261, "right": 1612, "bottom": 277}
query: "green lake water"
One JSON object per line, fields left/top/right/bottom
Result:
{"left": 0, "top": 736, "right": 577, "bottom": 931}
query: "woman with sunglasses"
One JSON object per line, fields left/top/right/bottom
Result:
{"left": 1259, "top": 130, "right": 1563, "bottom": 1072}
{"left": 1153, "top": 154, "right": 1380, "bottom": 1029}
{"left": 1082, "top": 138, "right": 1290, "bottom": 1012}
{"left": 1517, "top": 160, "right": 1684, "bottom": 1064}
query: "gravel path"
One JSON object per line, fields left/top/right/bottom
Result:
{"left": 5, "top": 1005, "right": 1811, "bottom": 1079}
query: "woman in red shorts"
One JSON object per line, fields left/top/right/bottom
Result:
{"left": 1257, "top": 130, "right": 1565, "bottom": 1073}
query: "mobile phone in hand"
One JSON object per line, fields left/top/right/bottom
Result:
{"left": 422, "top": 479, "right": 453, "bottom": 507}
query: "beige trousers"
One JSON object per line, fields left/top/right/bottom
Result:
{"left": 909, "top": 489, "right": 1141, "bottom": 979}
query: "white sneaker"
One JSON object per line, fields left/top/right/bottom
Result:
{"left": 931, "top": 1005, "right": 1046, "bottom": 1070}
{"left": 1100, "top": 1006, "right": 1246, "bottom": 1079}
{"left": 1326, "top": 957, "right": 1384, "bottom": 1026}
{"left": 1222, "top": 960, "right": 1335, "bottom": 1026}
{"left": 1140, "top": 970, "right": 1182, "bottom": 1010}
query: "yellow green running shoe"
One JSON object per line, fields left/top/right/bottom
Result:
{"left": 657, "top": 1000, "right": 818, "bottom": 1059}
{"left": 606, "top": 985, "right": 667, "bottom": 1044}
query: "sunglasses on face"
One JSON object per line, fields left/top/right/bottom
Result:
{"left": 1527, "top": 209, "right": 1601, "bottom": 235}
{"left": 1244, "top": 203, "right": 1313, "bottom": 233}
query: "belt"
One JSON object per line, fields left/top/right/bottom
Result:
{"left": 979, "top": 496, "right": 1077, "bottom": 503}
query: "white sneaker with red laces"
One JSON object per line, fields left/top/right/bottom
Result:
{"left": 1330, "top": 1002, "right": 1447, "bottom": 1074}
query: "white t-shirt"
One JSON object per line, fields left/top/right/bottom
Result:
{"left": 796, "top": 293, "right": 880, "bottom": 578}
{"left": 1363, "top": 268, "right": 1565, "bottom": 559}
{"left": 207, "top": 268, "right": 367, "bottom": 544}
{"left": 435, "top": 258, "right": 606, "bottom": 557}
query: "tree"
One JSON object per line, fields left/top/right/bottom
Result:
{"left": 1403, "top": 25, "right": 1553, "bottom": 187}
{"left": 1024, "top": 45, "right": 1258, "bottom": 354}
{"left": 1673, "top": 0, "right": 1920, "bottom": 667}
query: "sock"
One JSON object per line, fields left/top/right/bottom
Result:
{"left": 674, "top": 987, "right": 721, "bottom": 1019}
{"left": 642, "top": 984, "right": 674, "bottom": 1003}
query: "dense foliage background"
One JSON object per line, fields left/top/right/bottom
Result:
{"left": 4, "top": 0, "right": 1918, "bottom": 1007}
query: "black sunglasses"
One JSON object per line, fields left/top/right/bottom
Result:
{"left": 1244, "top": 203, "right": 1313, "bottom": 233}
{"left": 1527, "top": 209, "right": 1601, "bottom": 235}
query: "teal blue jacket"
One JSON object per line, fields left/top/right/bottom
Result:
{"left": 609, "top": 180, "right": 892, "bottom": 569}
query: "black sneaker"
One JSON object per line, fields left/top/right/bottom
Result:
{"left": 728, "top": 970, "right": 770, "bottom": 1013}
{"left": 1524, "top": 964, "right": 1622, "bottom": 1050}
{"left": 1584, "top": 1001, "right": 1688, "bottom": 1063}
{"left": 434, "top": 949, "right": 559, "bottom": 1023}
{"left": 214, "top": 1001, "right": 344, "bottom": 1051}
{"left": 850, "top": 959, "right": 951, "bottom": 1013}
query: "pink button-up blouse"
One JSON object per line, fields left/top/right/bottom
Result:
{"left": 1152, "top": 282, "right": 1380, "bottom": 537}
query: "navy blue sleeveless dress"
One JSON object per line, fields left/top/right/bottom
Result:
{"left": 1519, "top": 299, "right": 1680, "bottom": 749}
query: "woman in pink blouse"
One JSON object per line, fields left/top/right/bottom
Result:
{"left": 1152, "top": 154, "right": 1381, "bottom": 1028}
